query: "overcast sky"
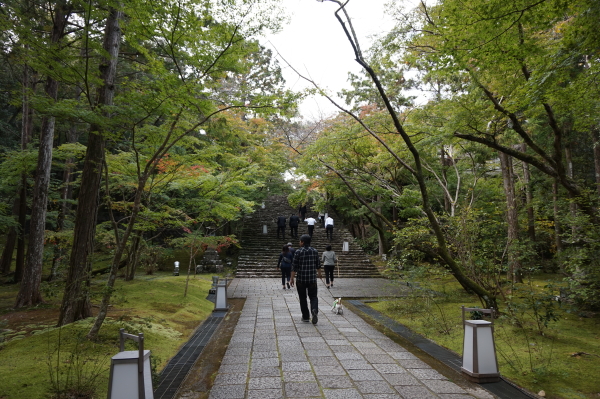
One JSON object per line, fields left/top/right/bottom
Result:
{"left": 262, "top": 0, "right": 395, "bottom": 119}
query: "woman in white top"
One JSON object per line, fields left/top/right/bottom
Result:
{"left": 321, "top": 245, "right": 336, "bottom": 288}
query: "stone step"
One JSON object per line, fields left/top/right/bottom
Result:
{"left": 235, "top": 194, "right": 380, "bottom": 279}
{"left": 235, "top": 272, "right": 380, "bottom": 278}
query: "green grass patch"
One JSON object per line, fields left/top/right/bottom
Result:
{"left": 368, "top": 271, "right": 600, "bottom": 399}
{"left": 0, "top": 272, "right": 217, "bottom": 399}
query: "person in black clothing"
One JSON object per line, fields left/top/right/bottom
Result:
{"left": 289, "top": 213, "right": 300, "bottom": 238}
{"left": 290, "top": 234, "right": 321, "bottom": 324}
{"left": 277, "top": 215, "right": 286, "bottom": 239}
{"left": 277, "top": 245, "right": 293, "bottom": 289}
{"left": 299, "top": 205, "right": 307, "bottom": 222}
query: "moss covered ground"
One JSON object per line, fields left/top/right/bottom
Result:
{"left": 0, "top": 271, "right": 217, "bottom": 399}
{"left": 367, "top": 270, "right": 600, "bottom": 399}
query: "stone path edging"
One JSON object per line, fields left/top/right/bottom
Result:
{"left": 154, "top": 311, "right": 227, "bottom": 399}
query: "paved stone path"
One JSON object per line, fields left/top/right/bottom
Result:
{"left": 206, "top": 278, "right": 494, "bottom": 399}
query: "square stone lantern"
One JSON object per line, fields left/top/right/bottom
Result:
{"left": 461, "top": 306, "right": 500, "bottom": 383}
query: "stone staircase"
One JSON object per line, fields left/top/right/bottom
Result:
{"left": 235, "top": 195, "right": 381, "bottom": 278}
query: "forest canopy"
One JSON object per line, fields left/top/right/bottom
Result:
{"left": 1, "top": 0, "right": 599, "bottom": 336}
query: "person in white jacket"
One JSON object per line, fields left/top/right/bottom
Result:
{"left": 305, "top": 216, "right": 317, "bottom": 237}
{"left": 325, "top": 216, "right": 334, "bottom": 241}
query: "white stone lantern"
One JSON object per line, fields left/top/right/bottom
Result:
{"left": 342, "top": 241, "right": 349, "bottom": 253}
{"left": 107, "top": 329, "right": 153, "bottom": 399}
{"left": 214, "top": 278, "right": 228, "bottom": 311}
{"left": 461, "top": 306, "right": 500, "bottom": 383}
{"left": 173, "top": 261, "right": 180, "bottom": 276}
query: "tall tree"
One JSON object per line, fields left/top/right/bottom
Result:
{"left": 400, "top": 0, "right": 600, "bottom": 222}
{"left": 315, "top": 0, "right": 497, "bottom": 307}
{"left": 86, "top": 0, "right": 287, "bottom": 338}
{"left": 15, "top": 0, "right": 72, "bottom": 308}
{"left": 59, "top": 3, "right": 124, "bottom": 326}
{"left": 499, "top": 152, "right": 523, "bottom": 283}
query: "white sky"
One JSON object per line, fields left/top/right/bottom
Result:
{"left": 262, "top": 0, "right": 395, "bottom": 119}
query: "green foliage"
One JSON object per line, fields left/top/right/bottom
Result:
{"left": 503, "top": 283, "right": 561, "bottom": 334}
{"left": 0, "top": 149, "right": 37, "bottom": 192}
{"left": 169, "top": 234, "right": 239, "bottom": 254}
{"left": 0, "top": 272, "right": 214, "bottom": 399}
{"left": 47, "top": 329, "right": 109, "bottom": 399}
{"left": 369, "top": 271, "right": 600, "bottom": 398}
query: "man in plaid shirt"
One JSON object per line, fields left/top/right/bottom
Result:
{"left": 290, "top": 234, "right": 322, "bottom": 324}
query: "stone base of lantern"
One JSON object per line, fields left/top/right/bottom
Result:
{"left": 460, "top": 368, "right": 500, "bottom": 383}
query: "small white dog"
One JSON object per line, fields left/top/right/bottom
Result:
{"left": 331, "top": 298, "right": 343, "bottom": 315}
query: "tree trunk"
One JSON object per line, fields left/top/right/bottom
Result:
{"left": 11, "top": 64, "right": 36, "bottom": 280}
{"left": 594, "top": 129, "right": 600, "bottom": 199}
{"left": 564, "top": 144, "right": 578, "bottom": 239}
{"left": 0, "top": 228, "right": 17, "bottom": 275}
{"left": 59, "top": 6, "right": 123, "bottom": 325}
{"left": 0, "top": 198, "right": 20, "bottom": 275}
{"left": 15, "top": 112, "right": 57, "bottom": 307}
{"left": 59, "top": 126, "right": 105, "bottom": 324}
{"left": 441, "top": 146, "right": 451, "bottom": 214}
{"left": 15, "top": 181, "right": 27, "bottom": 282}
{"left": 15, "top": 4, "right": 73, "bottom": 306}
{"left": 125, "top": 232, "right": 142, "bottom": 281}
{"left": 80, "top": 5, "right": 126, "bottom": 338}
{"left": 553, "top": 179, "right": 563, "bottom": 255}
{"left": 88, "top": 176, "right": 146, "bottom": 339}
{"left": 499, "top": 152, "right": 523, "bottom": 283}
{"left": 520, "top": 144, "right": 535, "bottom": 242}
{"left": 360, "top": 216, "right": 365, "bottom": 239}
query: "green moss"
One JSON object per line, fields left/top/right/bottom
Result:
{"left": 0, "top": 272, "right": 216, "bottom": 399}
{"left": 368, "top": 272, "right": 600, "bottom": 399}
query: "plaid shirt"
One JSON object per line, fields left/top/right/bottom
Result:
{"left": 292, "top": 245, "right": 320, "bottom": 284}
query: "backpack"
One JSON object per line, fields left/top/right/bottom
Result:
{"left": 281, "top": 255, "right": 292, "bottom": 267}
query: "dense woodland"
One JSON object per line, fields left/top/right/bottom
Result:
{"left": 1, "top": 0, "right": 599, "bottom": 341}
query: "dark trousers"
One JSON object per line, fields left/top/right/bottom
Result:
{"left": 280, "top": 266, "right": 291, "bottom": 286}
{"left": 296, "top": 281, "right": 318, "bottom": 320}
{"left": 308, "top": 225, "right": 314, "bottom": 237}
{"left": 277, "top": 226, "right": 285, "bottom": 238}
{"left": 290, "top": 226, "right": 298, "bottom": 238}
{"left": 326, "top": 225, "right": 333, "bottom": 240}
{"left": 324, "top": 265, "right": 335, "bottom": 285}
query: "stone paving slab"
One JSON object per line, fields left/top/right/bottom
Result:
{"left": 227, "top": 277, "right": 411, "bottom": 299}
{"left": 205, "top": 278, "right": 495, "bottom": 399}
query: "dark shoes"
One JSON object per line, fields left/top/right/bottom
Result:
{"left": 286, "top": 283, "right": 290, "bottom": 289}
{"left": 311, "top": 309, "right": 318, "bottom": 325}
{"left": 301, "top": 318, "right": 310, "bottom": 323}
